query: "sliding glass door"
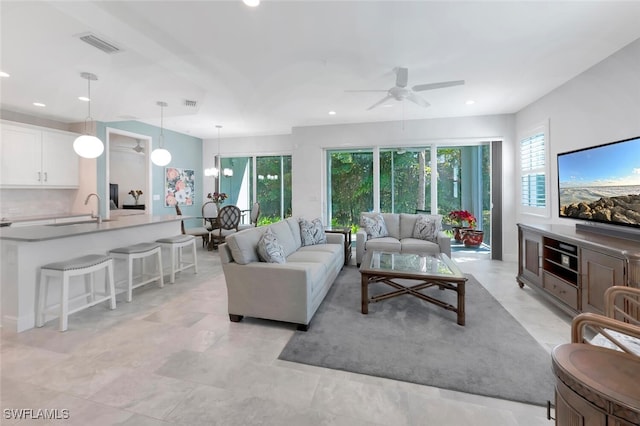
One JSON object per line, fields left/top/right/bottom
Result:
{"left": 327, "top": 142, "right": 492, "bottom": 247}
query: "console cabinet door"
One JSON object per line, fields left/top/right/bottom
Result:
{"left": 581, "top": 248, "right": 626, "bottom": 315}
{"left": 520, "top": 230, "right": 542, "bottom": 287}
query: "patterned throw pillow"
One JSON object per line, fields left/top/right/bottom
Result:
{"left": 360, "top": 214, "right": 389, "bottom": 239}
{"left": 412, "top": 214, "right": 442, "bottom": 242}
{"left": 299, "top": 218, "right": 327, "bottom": 246}
{"left": 257, "top": 228, "right": 286, "bottom": 264}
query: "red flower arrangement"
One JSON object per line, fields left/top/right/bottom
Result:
{"left": 448, "top": 210, "right": 477, "bottom": 229}
{"left": 207, "top": 192, "right": 228, "bottom": 204}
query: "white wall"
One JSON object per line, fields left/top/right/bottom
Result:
{"left": 109, "top": 134, "right": 147, "bottom": 207}
{"left": 514, "top": 38, "right": 640, "bottom": 259}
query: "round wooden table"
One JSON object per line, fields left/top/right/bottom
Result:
{"left": 551, "top": 343, "right": 640, "bottom": 425}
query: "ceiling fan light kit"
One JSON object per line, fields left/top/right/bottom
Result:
{"left": 151, "top": 101, "right": 172, "bottom": 167}
{"left": 347, "top": 67, "right": 465, "bottom": 111}
{"left": 73, "top": 72, "right": 105, "bottom": 159}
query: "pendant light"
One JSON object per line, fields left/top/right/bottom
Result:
{"left": 151, "top": 101, "right": 172, "bottom": 166}
{"left": 73, "top": 72, "right": 104, "bottom": 158}
{"left": 205, "top": 125, "right": 222, "bottom": 178}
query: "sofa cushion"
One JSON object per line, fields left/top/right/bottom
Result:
{"left": 225, "top": 227, "right": 268, "bottom": 265}
{"left": 364, "top": 236, "right": 401, "bottom": 253}
{"left": 360, "top": 213, "right": 389, "bottom": 239}
{"left": 270, "top": 219, "right": 299, "bottom": 257}
{"left": 381, "top": 213, "right": 400, "bottom": 239}
{"left": 412, "top": 214, "right": 442, "bottom": 242}
{"left": 257, "top": 228, "right": 287, "bottom": 264}
{"left": 400, "top": 238, "right": 441, "bottom": 256}
{"left": 299, "top": 218, "right": 327, "bottom": 246}
{"left": 285, "top": 217, "right": 303, "bottom": 251}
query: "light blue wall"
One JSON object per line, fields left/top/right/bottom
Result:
{"left": 96, "top": 121, "right": 203, "bottom": 222}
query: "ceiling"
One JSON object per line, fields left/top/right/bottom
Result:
{"left": 2, "top": 1, "right": 640, "bottom": 139}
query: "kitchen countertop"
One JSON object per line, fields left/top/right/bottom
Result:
{"left": 0, "top": 214, "right": 186, "bottom": 242}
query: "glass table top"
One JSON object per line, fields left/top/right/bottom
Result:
{"left": 362, "top": 251, "right": 464, "bottom": 279}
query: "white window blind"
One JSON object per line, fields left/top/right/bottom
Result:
{"left": 520, "top": 131, "right": 546, "bottom": 209}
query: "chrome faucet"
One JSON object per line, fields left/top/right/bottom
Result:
{"left": 84, "top": 193, "right": 102, "bottom": 224}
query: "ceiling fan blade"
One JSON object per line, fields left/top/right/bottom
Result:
{"left": 366, "top": 95, "right": 393, "bottom": 110}
{"left": 406, "top": 92, "right": 430, "bottom": 108}
{"left": 394, "top": 67, "right": 409, "bottom": 88}
{"left": 345, "top": 90, "right": 388, "bottom": 93}
{"left": 412, "top": 80, "right": 465, "bottom": 92}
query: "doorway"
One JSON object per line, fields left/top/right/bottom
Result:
{"left": 105, "top": 128, "right": 152, "bottom": 219}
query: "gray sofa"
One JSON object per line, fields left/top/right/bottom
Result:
{"left": 356, "top": 212, "right": 451, "bottom": 266}
{"left": 219, "top": 217, "right": 344, "bottom": 331}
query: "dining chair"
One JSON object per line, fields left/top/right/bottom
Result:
{"left": 210, "top": 205, "right": 241, "bottom": 249}
{"left": 176, "top": 205, "right": 211, "bottom": 249}
{"left": 238, "top": 202, "right": 260, "bottom": 231}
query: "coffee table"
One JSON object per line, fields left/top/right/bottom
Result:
{"left": 359, "top": 251, "right": 468, "bottom": 325}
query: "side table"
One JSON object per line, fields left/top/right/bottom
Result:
{"left": 551, "top": 343, "right": 640, "bottom": 425}
{"left": 325, "top": 227, "right": 352, "bottom": 266}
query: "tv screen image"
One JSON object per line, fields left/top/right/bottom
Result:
{"left": 558, "top": 136, "right": 640, "bottom": 229}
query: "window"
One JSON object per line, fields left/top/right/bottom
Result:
{"left": 221, "top": 155, "right": 291, "bottom": 224}
{"left": 519, "top": 123, "right": 549, "bottom": 216}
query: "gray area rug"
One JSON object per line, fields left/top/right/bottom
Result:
{"left": 279, "top": 266, "right": 555, "bottom": 406}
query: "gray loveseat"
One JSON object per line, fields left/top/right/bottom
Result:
{"left": 219, "top": 217, "right": 344, "bottom": 330}
{"left": 356, "top": 212, "right": 451, "bottom": 266}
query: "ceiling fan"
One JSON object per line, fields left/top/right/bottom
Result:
{"left": 132, "top": 139, "right": 144, "bottom": 153}
{"left": 347, "top": 67, "right": 464, "bottom": 110}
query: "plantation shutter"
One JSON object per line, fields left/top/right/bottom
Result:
{"left": 520, "top": 132, "right": 546, "bottom": 208}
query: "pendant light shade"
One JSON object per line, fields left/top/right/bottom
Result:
{"left": 151, "top": 148, "right": 171, "bottom": 166}
{"left": 73, "top": 72, "right": 104, "bottom": 158}
{"left": 151, "top": 101, "right": 172, "bottom": 166}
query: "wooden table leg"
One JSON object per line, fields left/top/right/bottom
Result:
{"left": 457, "top": 281, "right": 465, "bottom": 326}
{"left": 361, "top": 273, "right": 369, "bottom": 314}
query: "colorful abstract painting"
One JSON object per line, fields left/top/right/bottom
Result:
{"left": 165, "top": 167, "right": 195, "bottom": 207}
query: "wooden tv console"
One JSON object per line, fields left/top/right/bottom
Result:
{"left": 517, "top": 223, "right": 640, "bottom": 317}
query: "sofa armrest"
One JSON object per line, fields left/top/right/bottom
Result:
{"left": 356, "top": 229, "right": 368, "bottom": 265}
{"left": 437, "top": 231, "right": 451, "bottom": 258}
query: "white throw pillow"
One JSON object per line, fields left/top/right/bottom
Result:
{"left": 299, "top": 218, "right": 327, "bottom": 246}
{"left": 257, "top": 228, "right": 286, "bottom": 264}
{"left": 360, "top": 214, "right": 389, "bottom": 239}
{"left": 412, "top": 214, "right": 442, "bottom": 242}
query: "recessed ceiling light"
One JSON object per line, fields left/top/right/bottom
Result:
{"left": 243, "top": 0, "right": 260, "bottom": 7}
{"left": 465, "top": 100, "right": 475, "bottom": 105}
{"left": 0, "top": 71, "right": 9, "bottom": 78}
{"left": 33, "top": 102, "right": 46, "bottom": 107}
{"left": 328, "top": 111, "right": 336, "bottom": 115}
{"left": 78, "top": 96, "right": 90, "bottom": 102}
{"left": 382, "top": 104, "right": 394, "bottom": 108}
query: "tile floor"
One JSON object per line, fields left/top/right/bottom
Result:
{"left": 0, "top": 247, "right": 571, "bottom": 425}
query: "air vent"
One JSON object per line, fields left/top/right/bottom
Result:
{"left": 76, "top": 32, "right": 121, "bottom": 54}
{"left": 184, "top": 99, "right": 198, "bottom": 108}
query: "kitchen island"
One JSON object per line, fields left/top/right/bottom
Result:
{"left": 1, "top": 214, "right": 184, "bottom": 332}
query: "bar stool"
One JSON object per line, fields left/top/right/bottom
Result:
{"left": 156, "top": 234, "right": 198, "bottom": 283}
{"left": 37, "top": 254, "right": 116, "bottom": 332}
{"left": 108, "top": 242, "right": 164, "bottom": 302}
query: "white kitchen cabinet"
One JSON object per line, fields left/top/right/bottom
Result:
{"left": 0, "top": 122, "right": 80, "bottom": 188}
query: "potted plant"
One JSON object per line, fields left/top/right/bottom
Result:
{"left": 447, "top": 210, "right": 477, "bottom": 243}
{"left": 207, "top": 192, "right": 228, "bottom": 209}
{"left": 128, "top": 189, "right": 143, "bottom": 205}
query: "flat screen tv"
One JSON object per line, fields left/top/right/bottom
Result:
{"left": 558, "top": 135, "right": 640, "bottom": 230}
